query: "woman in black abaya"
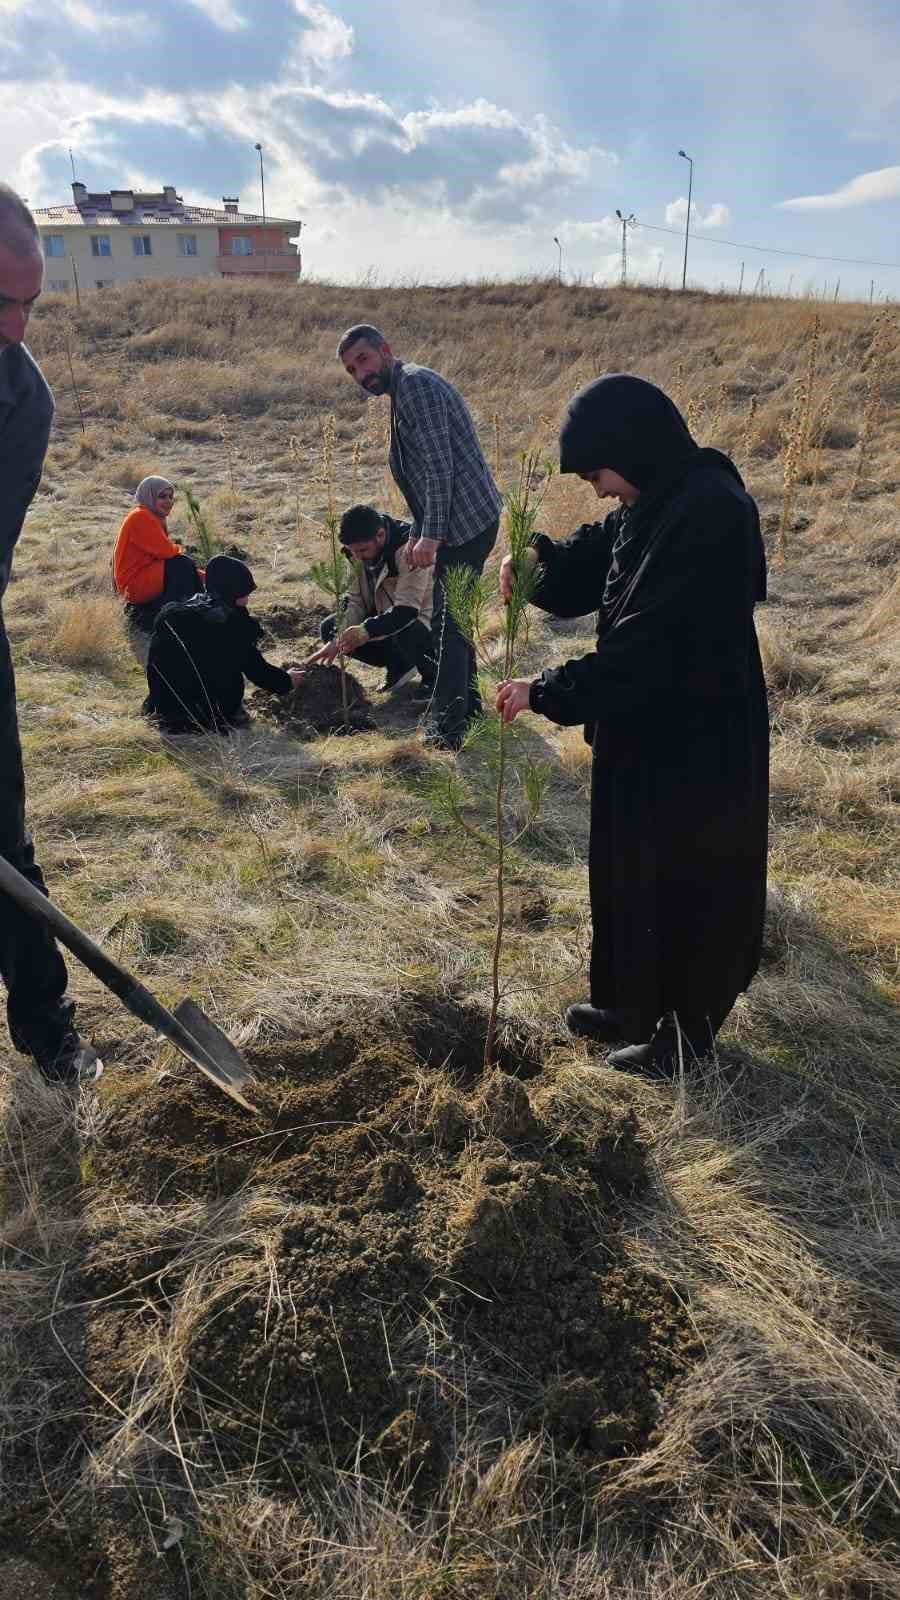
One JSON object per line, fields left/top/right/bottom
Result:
{"left": 497, "top": 374, "right": 769, "bottom": 1075}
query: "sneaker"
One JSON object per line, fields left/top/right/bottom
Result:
{"left": 380, "top": 663, "right": 418, "bottom": 693}
{"left": 37, "top": 1028, "right": 103, "bottom": 1086}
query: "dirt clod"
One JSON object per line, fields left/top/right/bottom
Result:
{"left": 248, "top": 662, "right": 372, "bottom": 736}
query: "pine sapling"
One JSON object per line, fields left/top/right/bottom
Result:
{"left": 442, "top": 451, "right": 552, "bottom": 1068}
{"left": 309, "top": 414, "right": 352, "bottom": 730}
{"left": 182, "top": 485, "right": 218, "bottom": 564}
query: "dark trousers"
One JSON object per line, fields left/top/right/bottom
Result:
{"left": 430, "top": 521, "right": 499, "bottom": 740}
{"left": 0, "top": 613, "right": 73, "bottom": 1060}
{"left": 125, "top": 554, "right": 203, "bottom": 634}
{"left": 321, "top": 614, "right": 434, "bottom": 678}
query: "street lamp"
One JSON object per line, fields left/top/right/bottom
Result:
{"left": 553, "top": 234, "right": 562, "bottom": 285}
{"left": 677, "top": 149, "right": 693, "bottom": 290}
{"left": 255, "top": 141, "right": 267, "bottom": 226}
{"left": 615, "top": 209, "right": 636, "bottom": 287}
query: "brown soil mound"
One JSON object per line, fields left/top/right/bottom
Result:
{"left": 248, "top": 662, "right": 373, "bottom": 736}
{"left": 258, "top": 599, "right": 327, "bottom": 640}
{"left": 80, "top": 1000, "right": 696, "bottom": 1501}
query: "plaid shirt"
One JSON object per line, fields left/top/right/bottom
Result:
{"left": 389, "top": 361, "right": 502, "bottom": 548}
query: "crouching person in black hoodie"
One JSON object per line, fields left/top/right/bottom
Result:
{"left": 143, "top": 555, "right": 303, "bottom": 734}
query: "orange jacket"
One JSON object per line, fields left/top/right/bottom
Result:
{"left": 113, "top": 506, "right": 182, "bottom": 603}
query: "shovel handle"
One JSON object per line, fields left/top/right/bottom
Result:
{"left": 0, "top": 853, "right": 173, "bottom": 1032}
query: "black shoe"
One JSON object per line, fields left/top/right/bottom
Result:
{"left": 423, "top": 727, "right": 464, "bottom": 754}
{"left": 380, "top": 663, "right": 418, "bottom": 693}
{"left": 607, "top": 1025, "right": 711, "bottom": 1080}
{"left": 411, "top": 677, "right": 436, "bottom": 705}
{"left": 32, "top": 1026, "right": 103, "bottom": 1086}
{"left": 566, "top": 1003, "right": 625, "bottom": 1042}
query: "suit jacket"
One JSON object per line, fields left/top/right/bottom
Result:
{"left": 0, "top": 343, "right": 53, "bottom": 599}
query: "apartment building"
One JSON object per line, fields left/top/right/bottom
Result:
{"left": 33, "top": 182, "right": 301, "bottom": 292}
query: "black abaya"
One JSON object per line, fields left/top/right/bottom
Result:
{"left": 529, "top": 381, "right": 769, "bottom": 1047}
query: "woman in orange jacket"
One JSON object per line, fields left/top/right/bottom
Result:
{"left": 113, "top": 476, "right": 203, "bottom": 630}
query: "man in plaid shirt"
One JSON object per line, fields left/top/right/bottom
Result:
{"left": 339, "top": 323, "right": 502, "bottom": 750}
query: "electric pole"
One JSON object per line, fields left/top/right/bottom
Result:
{"left": 678, "top": 148, "right": 693, "bottom": 290}
{"left": 255, "top": 142, "right": 266, "bottom": 225}
{"left": 615, "top": 209, "right": 636, "bottom": 286}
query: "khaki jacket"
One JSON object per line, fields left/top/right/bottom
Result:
{"left": 344, "top": 516, "right": 434, "bottom": 632}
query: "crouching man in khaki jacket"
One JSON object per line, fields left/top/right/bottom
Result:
{"left": 311, "top": 504, "right": 435, "bottom": 695}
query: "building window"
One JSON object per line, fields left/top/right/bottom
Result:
{"left": 231, "top": 236, "right": 252, "bottom": 256}
{"left": 177, "top": 234, "right": 198, "bottom": 257}
{"left": 91, "top": 235, "right": 111, "bottom": 257}
{"left": 132, "top": 235, "right": 152, "bottom": 257}
{"left": 44, "top": 234, "right": 65, "bottom": 257}
{"left": 48, "top": 279, "right": 70, "bottom": 292}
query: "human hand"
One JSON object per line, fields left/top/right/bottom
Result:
{"left": 499, "top": 547, "right": 538, "bottom": 604}
{"left": 304, "top": 640, "right": 340, "bottom": 668}
{"left": 337, "top": 624, "right": 368, "bottom": 654}
{"left": 406, "top": 536, "right": 439, "bottom": 570}
{"left": 495, "top": 678, "right": 534, "bottom": 724}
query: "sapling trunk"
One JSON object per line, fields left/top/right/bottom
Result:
{"left": 310, "top": 415, "right": 351, "bottom": 732}
{"left": 444, "top": 451, "right": 549, "bottom": 1069}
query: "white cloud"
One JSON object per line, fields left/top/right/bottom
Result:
{"left": 186, "top": 0, "right": 248, "bottom": 30}
{"left": 779, "top": 166, "right": 900, "bottom": 210}
{"left": 665, "top": 197, "right": 730, "bottom": 228}
{"left": 291, "top": 0, "right": 354, "bottom": 70}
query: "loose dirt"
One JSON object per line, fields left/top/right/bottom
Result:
{"left": 248, "top": 661, "right": 373, "bottom": 735}
{"left": 4, "top": 1000, "right": 699, "bottom": 1595}
{"left": 92, "top": 1001, "right": 693, "bottom": 1476}
{"left": 257, "top": 598, "right": 328, "bottom": 640}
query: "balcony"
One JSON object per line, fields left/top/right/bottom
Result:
{"left": 217, "top": 250, "right": 300, "bottom": 276}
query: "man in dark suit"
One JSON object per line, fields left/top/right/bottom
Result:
{"left": 0, "top": 185, "right": 100, "bottom": 1083}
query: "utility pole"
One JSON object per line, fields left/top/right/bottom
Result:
{"left": 678, "top": 148, "right": 693, "bottom": 289}
{"left": 753, "top": 267, "right": 765, "bottom": 295}
{"left": 552, "top": 235, "right": 562, "bottom": 285}
{"left": 615, "top": 209, "right": 635, "bottom": 286}
{"left": 738, "top": 261, "right": 744, "bottom": 294}
{"left": 870, "top": 279, "right": 875, "bottom": 305}
{"left": 255, "top": 141, "right": 267, "bottom": 275}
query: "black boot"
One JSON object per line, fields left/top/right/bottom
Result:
{"left": 565, "top": 1002, "right": 625, "bottom": 1042}
{"left": 608, "top": 1016, "right": 715, "bottom": 1079}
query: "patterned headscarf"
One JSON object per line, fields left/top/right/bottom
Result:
{"left": 134, "top": 476, "right": 174, "bottom": 515}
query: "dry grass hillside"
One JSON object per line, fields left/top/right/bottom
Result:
{"left": 1, "top": 277, "right": 899, "bottom": 1599}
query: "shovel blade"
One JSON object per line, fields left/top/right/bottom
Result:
{"left": 171, "top": 997, "right": 256, "bottom": 1112}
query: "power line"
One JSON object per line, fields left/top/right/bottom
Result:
{"left": 635, "top": 220, "right": 900, "bottom": 273}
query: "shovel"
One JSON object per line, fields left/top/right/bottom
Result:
{"left": 0, "top": 854, "right": 255, "bottom": 1112}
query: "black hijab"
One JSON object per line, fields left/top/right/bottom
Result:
{"left": 559, "top": 374, "right": 701, "bottom": 614}
{"left": 205, "top": 555, "right": 256, "bottom": 605}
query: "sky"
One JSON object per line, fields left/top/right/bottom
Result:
{"left": 2, "top": 0, "right": 899, "bottom": 300}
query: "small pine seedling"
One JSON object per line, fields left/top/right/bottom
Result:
{"left": 439, "top": 451, "right": 552, "bottom": 1069}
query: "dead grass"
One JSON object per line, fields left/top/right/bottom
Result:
{"left": 1, "top": 278, "right": 898, "bottom": 1598}
{"left": 44, "top": 594, "right": 126, "bottom": 674}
